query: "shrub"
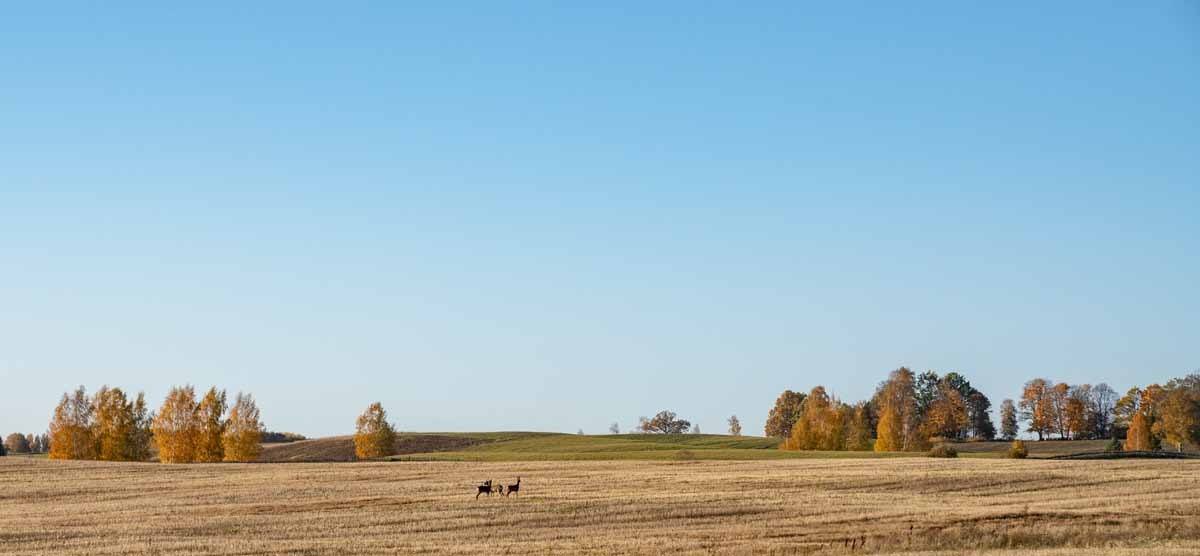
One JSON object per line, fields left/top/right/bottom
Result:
{"left": 1008, "top": 440, "right": 1028, "bottom": 459}
{"left": 1105, "top": 437, "right": 1123, "bottom": 452}
{"left": 927, "top": 444, "right": 958, "bottom": 458}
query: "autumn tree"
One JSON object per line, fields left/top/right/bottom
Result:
{"left": 1154, "top": 385, "right": 1198, "bottom": 452}
{"left": 93, "top": 386, "right": 136, "bottom": 461}
{"left": 1064, "top": 386, "right": 1089, "bottom": 440}
{"left": 194, "top": 387, "right": 227, "bottom": 463}
{"left": 1125, "top": 412, "right": 1152, "bottom": 451}
{"left": 786, "top": 386, "right": 847, "bottom": 450}
{"left": 26, "top": 433, "right": 38, "bottom": 453}
{"left": 1046, "top": 382, "right": 1070, "bottom": 439}
{"left": 222, "top": 392, "right": 263, "bottom": 462}
{"left": 922, "top": 381, "right": 969, "bottom": 441}
{"left": 153, "top": 385, "right": 200, "bottom": 463}
{"left": 874, "top": 368, "right": 922, "bottom": 451}
{"left": 764, "top": 390, "right": 806, "bottom": 438}
{"left": 727, "top": 415, "right": 742, "bottom": 436}
{"left": 999, "top": 399, "right": 1018, "bottom": 440}
{"left": 354, "top": 402, "right": 397, "bottom": 459}
{"left": 49, "top": 386, "right": 96, "bottom": 460}
{"left": 1018, "top": 379, "right": 1054, "bottom": 441}
{"left": 4, "top": 433, "right": 30, "bottom": 453}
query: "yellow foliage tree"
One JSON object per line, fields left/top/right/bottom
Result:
{"left": 93, "top": 386, "right": 134, "bottom": 461}
{"left": 48, "top": 386, "right": 96, "bottom": 460}
{"left": 222, "top": 392, "right": 263, "bottom": 462}
{"left": 354, "top": 402, "right": 397, "bottom": 460}
{"left": 1153, "top": 388, "right": 1197, "bottom": 452}
{"left": 194, "top": 387, "right": 227, "bottom": 463}
{"left": 1125, "top": 412, "right": 1152, "bottom": 451}
{"left": 874, "top": 368, "right": 921, "bottom": 451}
{"left": 874, "top": 404, "right": 903, "bottom": 452}
{"left": 153, "top": 385, "right": 200, "bottom": 463}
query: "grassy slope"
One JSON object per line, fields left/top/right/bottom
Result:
{"left": 261, "top": 432, "right": 1120, "bottom": 462}
{"left": 394, "top": 433, "right": 946, "bottom": 461}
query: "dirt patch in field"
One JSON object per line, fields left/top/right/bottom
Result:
{"left": 258, "top": 435, "right": 483, "bottom": 462}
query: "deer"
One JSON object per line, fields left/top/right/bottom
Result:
{"left": 476, "top": 480, "right": 494, "bottom": 499}
{"left": 504, "top": 477, "right": 521, "bottom": 497}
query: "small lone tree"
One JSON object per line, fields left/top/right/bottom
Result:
{"left": 691, "top": 423, "right": 701, "bottom": 434}
{"left": 609, "top": 422, "right": 620, "bottom": 434}
{"left": 638, "top": 411, "right": 691, "bottom": 434}
{"left": 727, "top": 415, "right": 742, "bottom": 436}
{"left": 354, "top": 402, "right": 397, "bottom": 459}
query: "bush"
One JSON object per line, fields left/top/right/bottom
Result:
{"left": 1008, "top": 440, "right": 1028, "bottom": 459}
{"left": 927, "top": 444, "right": 958, "bottom": 458}
{"left": 1105, "top": 437, "right": 1123, "bottom": 452}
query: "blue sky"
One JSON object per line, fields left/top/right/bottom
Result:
{"left": 2, "top": 3, "right": 1198, "bottom": 437}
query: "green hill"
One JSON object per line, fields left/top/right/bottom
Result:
{"left": 259, "top": 433, "right": 1121, "bottom": 462}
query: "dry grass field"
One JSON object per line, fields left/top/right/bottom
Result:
{"left": 4, "top": 456, "right": 1200, "bottom": 555}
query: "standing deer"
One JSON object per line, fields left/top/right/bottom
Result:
{"left": 504, "top": 477, "right": 521, "bottom": 497}
{"left": 476, "top": 480, "right": 494, "bottom": 499}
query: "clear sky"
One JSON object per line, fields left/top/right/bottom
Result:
{"left": 2, "top": 3, "right": 1198, "bottom": 437}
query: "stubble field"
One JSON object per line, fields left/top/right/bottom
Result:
{"left": 3, "top": 456, "right": 1199, "bottom": 555}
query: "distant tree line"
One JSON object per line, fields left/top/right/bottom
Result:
{"left": 46, "top": 385, "right": 264, "bottom": 463}
{"left": 767, "top": 368, "right": 1200, "bottom": 453}
{"left": 261, "top": 431, "right": 307, "bottom": 443}
{"left": 768, "top": 368, "right": 998, "bottom": 452}
{"left": 3, "top": 432, "right": 50, "bottom": 455}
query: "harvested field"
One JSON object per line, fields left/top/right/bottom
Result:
{"left": 3, "top": 457, "right": 1200, "bottom": 555}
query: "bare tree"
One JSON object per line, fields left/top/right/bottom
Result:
{"left": 609, "top": 422, "right": 620, "bottom": 434}
{"left": 727, "top": 415, "right": 742, "bottom": 436}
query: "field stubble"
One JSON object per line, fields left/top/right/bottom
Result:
{"left": 2, "top": 457, "right": 1199, "bottom": 555}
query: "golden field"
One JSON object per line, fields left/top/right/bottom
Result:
{"left": 3, "top": 456, "right": 1200, "bottom": 555}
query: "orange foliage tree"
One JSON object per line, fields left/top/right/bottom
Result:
{"left": 1125, "top": 412, "right": 1152, "bottom": 451}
